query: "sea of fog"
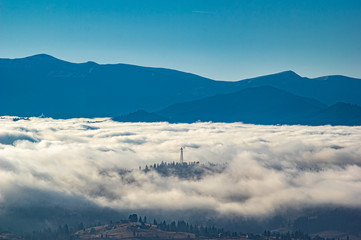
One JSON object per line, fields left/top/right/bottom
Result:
{"left": 1, "top": 117, "right": 361, "bottom": 222}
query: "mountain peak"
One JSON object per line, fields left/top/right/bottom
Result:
{"left": 26, "top": 54, "right": 59, "bottom": 60}
{"left": 242, "top": 70, "right": 302, "bottom": 82}
{"left": 20, "top": 54, "right": 67, "bottom": 64}
{"left": 276, "top": 70, "right": 301, "bottom": 78}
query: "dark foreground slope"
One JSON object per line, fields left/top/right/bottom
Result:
{"left": 74, "top": 222, "right": 196, "bottom": 240}
{"left": 21, "top": 211, "right": 361, "bottom": 240}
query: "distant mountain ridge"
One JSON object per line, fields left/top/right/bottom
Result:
{"left": 115, "top": 86, "right": 361, "bottom": 125}
{"left": 115, "top": 101, "right": 361, "bottom": 126}
{"left": 299, "top": 102, "right": 361, "bottom": 126}
{"left": 0, "top": 54, "right": 237, "bottom": 118}
{"left": 1, "top": 54, "right": 361, "bottom": 125}
{"left": 157, "top": 86, "right": 327, "bottom": 124}
{"left": 233, "top": 70, "right": 361, "bottom": 106}
{"left": 114, "top": 110, "right": 169, "bottom": 123}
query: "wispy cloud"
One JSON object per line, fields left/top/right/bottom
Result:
{"left": 192, "top": 10, "right": 212, "bottom": 14}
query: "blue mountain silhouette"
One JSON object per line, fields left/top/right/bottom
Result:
{"left": 0, "top": 54, "right": 236, "bottom": 118}
{"left": 156, "top": 86, "right": 327, "bottom": 124}
{"left": 1, "top": 54, "right": 361, "bottom": 125}
{"left": 233, "top": 70, "right": 361, "bottom": 106}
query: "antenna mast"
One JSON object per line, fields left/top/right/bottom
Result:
{"left": 180, "top": 147, "right": 184, "bottom": 163}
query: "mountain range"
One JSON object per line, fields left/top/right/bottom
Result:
{"left": 1, "top": 54, "right": 361, "bottom": 125}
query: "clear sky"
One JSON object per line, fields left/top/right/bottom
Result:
{"left": 1, "top": 0, "right": 361, "bottom": 80}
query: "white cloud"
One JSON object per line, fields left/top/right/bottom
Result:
{"left": 0, "top": 117, "right": 361, "bottom": 218}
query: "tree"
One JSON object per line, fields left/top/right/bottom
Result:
{"left": 170, "top": 221, "right": 176, "bottom": 232}
{"left": 128, "top": 214, "right": 138, "bottom": 222}
{"left": 63, "top": 224, "right": 69, "bottom": 236}
{"left": 77, "top": 222, "right": 85, "bottom": 231}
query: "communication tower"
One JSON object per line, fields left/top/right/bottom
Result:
{"left": 180, "top": 147, "right": 184, "bottom": 163}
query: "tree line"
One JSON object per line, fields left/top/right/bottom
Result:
{"left": 20, "top": 213, "right": 344, "bottom": 240}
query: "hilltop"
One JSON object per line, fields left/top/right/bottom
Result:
{"left": 74, "top": 221, "right": 196, "bottom": 240}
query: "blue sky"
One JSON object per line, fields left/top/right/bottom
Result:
{"left": 1, "top": 0, "right": 361, "bottom": 80}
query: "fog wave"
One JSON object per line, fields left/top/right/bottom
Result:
{"left": 1, "top": 117, "right": 361, "bottom": 218}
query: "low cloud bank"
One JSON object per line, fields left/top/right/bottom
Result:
{"left": 1, "top": 117, "right": 361, "bottom": 219}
